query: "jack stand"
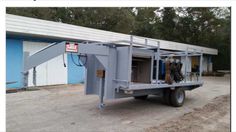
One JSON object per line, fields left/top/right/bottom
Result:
{"left": 99, "top": 103, "right": 105, "bottom": 109}
{"left": 98, "top": 77, "right": 105, "bottom": 109}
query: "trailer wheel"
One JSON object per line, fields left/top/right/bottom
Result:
{"left": 170, "top": 88, "right": 185, "bottom": 107}
{"left": 134, "top": 95, "right": 148, "bottom": 100}
{"left": 162, "top": 89, "right": 172, "bottom": 105}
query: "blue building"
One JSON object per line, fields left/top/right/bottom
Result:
{"left": 6, "top": 14, "right": 218, "bottom": 89}
{"left": 6, "top": 36, "right": 85, "bottom": 89}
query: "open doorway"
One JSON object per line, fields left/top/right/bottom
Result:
{"left": 192, "top": 56, "right": 200, "bottom": 72}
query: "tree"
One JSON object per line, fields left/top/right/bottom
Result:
{"left": 6, "top": 7, "right": 231, "bottom": 70}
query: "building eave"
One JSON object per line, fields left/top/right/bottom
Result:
{"left": 6, "top": 14, "right": 218, "bottom": 55}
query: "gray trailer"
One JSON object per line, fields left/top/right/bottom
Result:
{"left": 23, "top": 36, "right": 203, "bottom": 108}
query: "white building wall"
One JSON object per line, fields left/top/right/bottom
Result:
{"left": 181, "top": 56, "right": 211, "bottom": 74}
{"left": 23, "top": 41, "right": 68, "bottom": 86}
{"left": 208, "top": 63, "right": 213, "bottom": 72}
{"left": 202, "top": 56, "right": 208, "bottom": 73}
{"left": 181, "top": 56, "right": 192, "bottom": 74}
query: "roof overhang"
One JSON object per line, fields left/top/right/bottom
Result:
{"left": 6, "top": 14, "right": 218, "bottom": 55}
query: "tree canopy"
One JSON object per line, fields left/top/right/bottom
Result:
{"left": 6, "top": 7, "right": 231, "bottom": 70}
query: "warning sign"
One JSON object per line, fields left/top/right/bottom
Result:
{"left": 65, "top": 42, "right": 78, "bottom": 53}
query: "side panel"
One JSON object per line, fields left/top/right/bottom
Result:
{"left": 104, "top": 48, "right": 117, "bottom": 99}
{"left": 6, "top": 39, "right": 23, "bottom": 88}
{"left": 85, "top": 55, "right": 96, "bottom": 94}
{"left": 85, "top": 47, "right": 117, "bottom": 99}
{"left": 85, "top": 55, "right": 104, "bottom": 95}
{"left": 116, "top": 47, "right": 130, "bottom": 81}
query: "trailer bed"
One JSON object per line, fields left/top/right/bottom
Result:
{"left": 121, "top": 81, "right": 203, "bottom": 91}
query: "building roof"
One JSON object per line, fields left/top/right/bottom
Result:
{"left": 6, "top": 14, "right": 217, "bottom": 55}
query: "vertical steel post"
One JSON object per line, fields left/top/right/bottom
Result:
{"left": 33, "top": 67, "right": 37, "bottom": 86}
{"left": 128, "top": 35, "right": 133, "bottom": 83}
{"left": 150, "top": 55, "right": 154, "bottom": 83}
{"left": 199, "top": 50, "right": 203, "bottom": 81}
{"left": 184, "top": 48, "right": 188, "bottom": 82}
{"left": 99, "top": 77, "right": 105, "bottom": 109}
{"left": 156, "top": 41, "right": 160, "bottom": 84}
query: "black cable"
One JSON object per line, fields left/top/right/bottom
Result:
{"left": 71, "top": 53, "right": 82, "bottom": 66}
{"left": 62, "top": 54, "right": 66, "bottom": 67}
{"left": 70, "top": 53, "right": 87, "bottom": 67}
{"left": 78, "top": 54, "right": 87, "bottom": 66}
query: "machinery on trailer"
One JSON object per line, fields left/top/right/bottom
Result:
{"left": 23, "top": 36, "right": 203, "bottom": 108}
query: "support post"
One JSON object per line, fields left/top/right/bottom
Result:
{"left": 156, "top": 41, "right": 160, "bottom": 84}
{"left": 184, "top": 48, "right": 188, "bottom": 82}
{"left": 99, "top": 77, "right": 105, "bottom": 109}
{"left": 33, "top": 67, "right": 37, "bottom": 86}
{"left": 199, "top": 50, "right": 203, "bottom": 81}
{"left": 150, "top": 55, "right": 154, "bottom": 83}
{"left": 97, "top": 69, "right": 105, "bottom": 109}
{"left": 128, "top": 36, "right": 133, "bottom": 83}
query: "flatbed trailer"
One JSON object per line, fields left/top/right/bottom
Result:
{"left": 23, "top": 36, "right": 203, "bottom": 108}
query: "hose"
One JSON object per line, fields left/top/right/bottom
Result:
{"left": 70, "top": 53, "right": 87, "bottom": 67}
{"left": 62, "top": 54, "right": 66, "bottom": 67}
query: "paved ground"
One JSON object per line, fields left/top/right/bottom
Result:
{"left": 145, "top": 94, "right": 230, "bottom": 132}
{"left": 6, "top": 75, "right": 230, "bottom": 132}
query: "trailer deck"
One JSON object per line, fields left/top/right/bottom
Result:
{"left": 121, "top": 81, "right": 203, "bottom": 91}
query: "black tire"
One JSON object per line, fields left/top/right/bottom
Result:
{"left": 162, "top": 89, "right": 172, "bottom": 105}
{"left": 170, "top": 88, "right": 185, "bottom": 107}
{"left": 134, "top": 95, "right": 148, "bottom": 100}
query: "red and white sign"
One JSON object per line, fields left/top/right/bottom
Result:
{"left": 65, "top": 42, "right": 78, "bottom": 53}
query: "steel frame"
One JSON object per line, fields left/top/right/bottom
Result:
{"left": 111, "top": 36, "right": 203, "bottom": 93}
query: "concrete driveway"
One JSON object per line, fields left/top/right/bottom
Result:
{"left": 6, "top": 75, "right": 230, "bottom": 132}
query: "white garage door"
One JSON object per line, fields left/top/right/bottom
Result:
{"left": 23, "top": 41, "right": 68, "bottom": 87}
